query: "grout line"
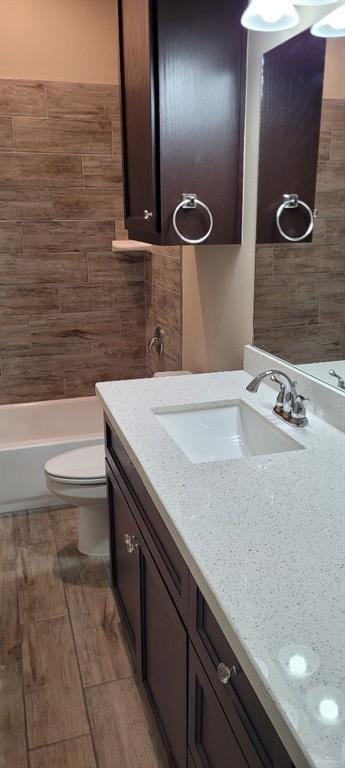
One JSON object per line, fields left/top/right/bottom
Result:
{"left": 52, "top": 520, "right": 101, "bottom": 768}
{"left": 0, "top": 149, "right": 113, "bottom": 157}
{"left": 19, "top": 610, "right": 69, "bottom": 628}
{"left": 27, "top": 732, "right": 94, "bottom": 756}
{"left": 11, "top": 513, "right": 32, "bottom": 766}
{"left": 83, "top": 673, "right": 134, "bottom": 690}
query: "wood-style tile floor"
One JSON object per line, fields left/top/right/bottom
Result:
{"left": 0, "top": 506, "right": 169, "bottom": 768}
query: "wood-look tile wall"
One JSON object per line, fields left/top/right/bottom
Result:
{"left": 0, "top": 79, "right": 181, "bottom": 404}
{"left": 254, "top": 98, "right": 345, "bottom": 365}
{"left": 145, "top": 245, "right": 183, "bottom": 375}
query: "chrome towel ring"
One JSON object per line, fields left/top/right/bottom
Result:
{"left": 172, "top": 193, "right": 214, "bottom": 245}
{"left": 276, "top": 194, "right": 315, "bottom": 242}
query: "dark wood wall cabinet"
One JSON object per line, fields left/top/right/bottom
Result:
{"left": 118, "top": 0, "right": 247, "bottom": 246}
{"left": 105, "top": 418, "right": 295, "bottom": 768}
{"left": 256, "top": 30, "right": 326, "bottom": 244}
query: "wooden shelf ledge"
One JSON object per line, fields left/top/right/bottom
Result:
{"left": 112, "top": 239, "right": 151, "bottom": 252}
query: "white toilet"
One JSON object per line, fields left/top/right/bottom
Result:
{"left": 45, "top": 444, "right": 109, "bottom": 557}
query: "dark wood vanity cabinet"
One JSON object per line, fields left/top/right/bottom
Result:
{"left": 105, "top": 419, "right": 295, "bottom": 768}
{"left": 118, "top": 0, "right": 247, "bottom": 246}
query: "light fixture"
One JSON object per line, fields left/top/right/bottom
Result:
{"left": 293, "top": 1, "right": 338, "bottom": 5}
{"left": 241, "top": 0, "right": 300, "bottom": 31}
{"left": 311, "top": 4, "right": 345, "bottom": 37}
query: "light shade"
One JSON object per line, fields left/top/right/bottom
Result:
{"left": 241, "top": 0, "right": 300, "bottom": 31}
{"left": 311, "top": 5, "right": 345, "bottom": 37}
{"left": 292, "top": 1, "right": 338, "bottom": 5}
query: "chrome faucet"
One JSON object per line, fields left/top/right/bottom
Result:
{"left": 148, "top": 326, "right": 165, "bottom": 355}
{"left": 246, "top": 370, "right": 309, "bottom": 427}
{"left": 329, "top": 369, "right": 345, "bottom": 390}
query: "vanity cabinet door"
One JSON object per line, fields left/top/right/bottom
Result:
{"left": 118, "top": 0, "right": 158, "bottom": 238}
{"left": 189, "top": 643, "right": 251, "bottom": 768}
{"left": 107, "top": 461, "right": 188, "bottom": 767}
{"left": 140, "top": 537, "right": 188, "bottom": 768}
{"left": 189, "top": 576, "right": 293, "bottom": 768}
{"left": 107, "top": 465, "right": 141, "bottom": 664}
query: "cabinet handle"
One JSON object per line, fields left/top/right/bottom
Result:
{"left": 124, "top": 533, "right": 139, "bottom": 554}
{"left": 143, "top": 209, "right": 153, "bottom": 220}
{"left": 217, "top": 662, "right": 238, "bottom": 685}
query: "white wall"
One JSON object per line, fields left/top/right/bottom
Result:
{"left": 0, "top": 0, "right": 119, "bottom": 83}
{"left": 182, "top": 2, "right": 344, "bottom": 373}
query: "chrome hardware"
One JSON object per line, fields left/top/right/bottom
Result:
{"left": 124, "top": 533, "right": 139, "bottom": 554}
{"left": 172, "top": 193, "right": 214, "bottom": 245}
{"left": 217, "top": 662, "right": 238, "bottom": 685}
{"left": 246, "top": 370, "right": 308, "bottom": 427}
{"left": 276, "top": 194, "right": 315, "bottom": 242}
{"left": 290, "top": 395, "right": 310, "bottom": 427}
{"left": 329, "top": 369, "right": 345, "bottom": 390}
{"left": 143, "top": 209, "right": 153, "bottom": 220}
{"left": 148, "top": 326, "right": 165, "bottom": 355}
{"left": 270, "top": 374, "right": 287, "bottom": 414}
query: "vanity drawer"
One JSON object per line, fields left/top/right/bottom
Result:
{"left": 189, "top": 643, "right": 264, "bottom": 768}
{"left": 188, "top": 576, "right": 294, "bottom": 768}
{"left": 105, "top": 419, "right": 188, "bottom": 621}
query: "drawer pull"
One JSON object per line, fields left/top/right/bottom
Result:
{"left": 124, "top": 533, "right": 139, "bottom": 554}
{"left": 217, "top": 662, "right": 238, "bottom": 685}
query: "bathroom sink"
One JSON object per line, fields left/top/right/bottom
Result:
{"left": 154, "top": 400, "right": 303, "bottom": 464}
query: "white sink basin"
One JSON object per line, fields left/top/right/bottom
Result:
{"left": 154, "top": 400, "right": 303, "bottom": 464}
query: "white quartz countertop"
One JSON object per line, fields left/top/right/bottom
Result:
{"left": 96, "top": 371, "right": 345, "bottom": 768}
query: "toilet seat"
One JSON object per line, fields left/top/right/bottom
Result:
{"left": 45, "top": 444, "right": 106, "bottom": 486}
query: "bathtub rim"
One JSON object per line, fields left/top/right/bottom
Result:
{"left": 0, "top": 394, "right": 104, "bottom": 449}
{"left": 0, "top": 393, "right": 99, "bottom": 413}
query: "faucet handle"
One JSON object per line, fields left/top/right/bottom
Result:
{"left": 271, "top": 376, "right": 286, "bottom": 414}
{"left": 291, "top": 395, "right": 309, "bottom": 427}
{"left": 329, "top": 369, "right": 345, "bottom": 390}
{"left": 271, "top": 375, "right": 294, "bottom": 416}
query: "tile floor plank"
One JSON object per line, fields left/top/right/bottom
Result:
{"left": 22, "top": 615, "right": 89, "bottom": 748}
{"left": 0, "top": 657, "right": 28, "bottom": 767}
{"left": 1, "top": 507, "right": 168, "bottom": 768}
{"left": 67, "top": 580, "right": 132, "bottom": 687}
{"left": 54, "top": 517, "right": 107, "bottom": 586}
{"left": 14, "top": 509, "right": 55, "bottom": 545}
{"left": 29, "top": 735, "right": 96, "bottom": 768}
{"left": 48, "top": 506, "right": 79, "bottom": 524}
{"left": 16, "top": 541, "right": 67, "bottom": 623}
{"left": 0, "top": 515, "right": 21, "bottom": 663}
{"left": 86, "top": 679, "right": 168, "bottom": 768}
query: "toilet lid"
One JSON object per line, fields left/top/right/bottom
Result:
{"left": 45, "top": 444, "right": 106, "bottom": 485}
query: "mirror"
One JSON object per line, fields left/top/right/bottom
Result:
{"left": 254, "top": 34, "right": 345, "bottom": 391}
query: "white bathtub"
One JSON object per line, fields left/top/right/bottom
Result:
{"left": 0, "top": 396, "right": 104, "bottom": 514}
